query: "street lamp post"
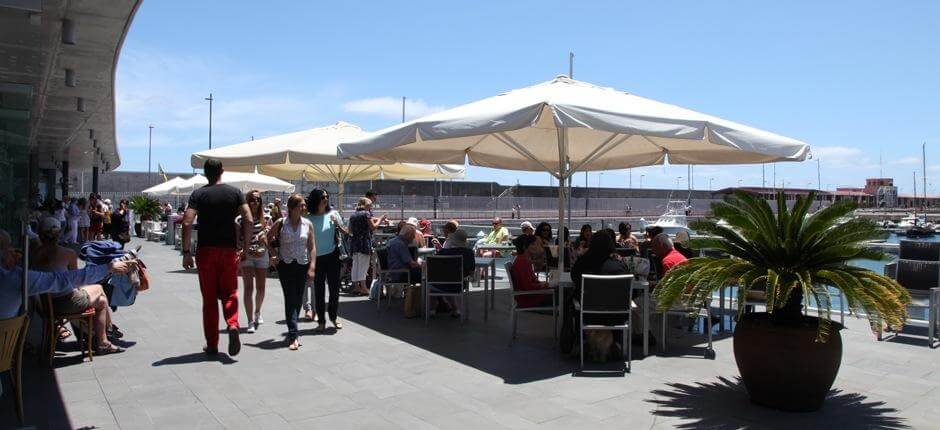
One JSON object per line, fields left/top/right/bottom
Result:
{"left": 676, "top": 176, "right": 683, "bottom": 189}
{"left": 640, "top": 175, "right": 645, "bottom": 189}
{"left": 205, "top": 93, "right": 214, "bottom": 149}
{"left": 709, "top": 177, "right": 714, "bottom": 191}
{"left": 148, "top": 125, "right": 154, "bottom": 185}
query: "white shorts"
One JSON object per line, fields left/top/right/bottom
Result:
{"left": 241, "top": 250, "right": 269, "bottom": 269}
{"left": 351, "top": 252, "right": 371, "bottom": 282}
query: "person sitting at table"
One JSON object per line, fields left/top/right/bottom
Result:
{"left": 673, "top": 230, "right": 696, "bottom": 259}
{"left": 438, "top": 219, "right": 459, "bottom": 249}
{"left": 388, "top": 224, "right": 423, "bottom": 318}
{"left": 617, "top": 222, "right": 639, "bottom": 251}
{"left": 404, "top": 218, "right": 427, "bottom": 248}
{"left": 432, "top": 229, "right": 475, "bottom": 318}
{"left": 652, "top": 233, "right": 688, "bottom": 274}
{"left": 476, "top": 217, "right": 510, "bottom": 258}
{"left": 515, "top": 221, "right": 547, "bottom": 272}
{"left": 570, "top": 230, "right": 652, "bottom": 349}
{"left": 572, "top": 224, "right": 593, "bottom": 261}
{"left": 509, "top": 234, "right": 553, "bottom": 309}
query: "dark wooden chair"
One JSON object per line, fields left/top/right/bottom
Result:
{"left": 38, "top": 293, "right": 95, "bottom": 365}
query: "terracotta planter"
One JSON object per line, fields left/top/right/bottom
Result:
{"left": 733, "top": 313, "right": 843, "bottom": 412}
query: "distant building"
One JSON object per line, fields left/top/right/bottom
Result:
{"left": 712, "top": 177, "right": 935, "bottom": 209}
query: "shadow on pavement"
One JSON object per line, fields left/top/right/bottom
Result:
{"left": 152, "top": 351, "right": 237, "bottom": 366}
{"left": 647, "top": 376, "right": 908, "bottom": 429}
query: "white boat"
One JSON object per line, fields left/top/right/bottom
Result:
{"left": 896, "top": 214, "right": 932, "bottom": 229}
{"left": 651, "top": 200, "right": 690, "bottom": 229}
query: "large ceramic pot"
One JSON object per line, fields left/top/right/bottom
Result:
{"left": 733, "top": 312, "right": 843, "bottom": 412}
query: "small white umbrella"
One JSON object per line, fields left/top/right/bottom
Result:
{"left": 338, "top": 76, "right": 811, "bottom": 273}
{"left": 142, "top": 176, "right": 189, "bottom": 196}
{"left": 173, "top": 172, "right": 295, "bottom": 194}
{"left": 190, "top": 121, "right": 464, "bottom": 206}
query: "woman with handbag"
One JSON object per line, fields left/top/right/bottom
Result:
{"left": 305, "top": 188, "right": 348, "bottom": 331}
{"left": 112, "top": 199, "right": 131, "bottom": 247}
{"left": 237, "top": 190, "right": 272, "bottom": 333}
{"left": 267, "top": 194, "right": 315, "bottom": 350}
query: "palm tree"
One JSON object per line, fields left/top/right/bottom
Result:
{"left": 655, "top": 190, "right": 910, "bottom": 340}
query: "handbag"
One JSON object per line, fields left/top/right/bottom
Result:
{"left": 333, "top": 213, "right": 348, "bottom": 260}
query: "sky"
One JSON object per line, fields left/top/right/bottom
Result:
{"left": 114, "top": 1, "right": 940, "bottom": 194}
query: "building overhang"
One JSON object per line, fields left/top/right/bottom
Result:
{"left": 0, "top": 0, "right": 141, "bottom": 172}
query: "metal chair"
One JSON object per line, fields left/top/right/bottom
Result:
{"left": 579, "top": 274, "right": 633, "bottom": 371}
{"left": 0, "top": 314, "right": 28, "bottom": 425}
{"left": 661, "top": 297, "right": 714, "bottom": 358}
{"left": 883, "top": 259, "right": 940, "bottom": 347}
{"left": 38, "top": 293, "right": 95, "bottom": 365}
{"left": 424, "top": 255, "right": 467, "bottom": 324}
{"left": 374, "top": 248, "right": 415, "bottom": 311}
{"left": 505, "top": 260, "right": 557, "bottom": 345}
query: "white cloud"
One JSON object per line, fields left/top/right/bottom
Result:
{"left": 890, "top": 156, "right": 921, "bottom": 165}
{"left": 811, "top": 146, "right": 876, "bottom": 169}
{"left": 343, "top": 97, "right": 445, "bottom": 120}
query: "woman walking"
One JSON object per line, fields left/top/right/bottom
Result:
{"left": 238, "top": 190, "right": 272, "bottom": 333}
{"left": 268, "top": 194, "right": 315, "bottom": 350}
{"left": 306, "top": 188, "right": 347, "bottom": 331}
{"left": 77, "top": 198, "right": 90, "bottom": 243}
{"left": 111, "top": 199, "right": 131, "bottom": 247}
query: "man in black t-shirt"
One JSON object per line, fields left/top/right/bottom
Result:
{"left": 182, "top": 159, "right": 252, "bottom": 356}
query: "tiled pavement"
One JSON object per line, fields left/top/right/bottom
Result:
{"left": 2, "top": 237, "right": 935, "bottom": 429}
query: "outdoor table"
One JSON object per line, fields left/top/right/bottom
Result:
{"left": 475, "top": 257, "right": 497, "bottom": 320}
{"left": 552, "top": 274, "right": 650, "bottom": 357}
{"left": 476, "top": 243, "right": 516, "bottom": 253}
{"left": 417, "top": 247, "right": 436, "bottom": 256}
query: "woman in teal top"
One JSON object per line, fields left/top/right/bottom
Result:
{"left": 305, "top": 188, "right": 348, "bottom": 331}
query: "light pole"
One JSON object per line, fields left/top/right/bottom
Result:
{"left": 676, "top": 176, "right": 683, "bottom": 189}
{"left": 205, "top": 93, "right": 214, "bottom": 149}
{"left": 148, "top": 124, "right": 154, "bottom": 185}
{"left": 640, "top": 174, "right": 645, "bottom": 188}
{"left": 709, "top": 177, "right": 715, "bottom": 191}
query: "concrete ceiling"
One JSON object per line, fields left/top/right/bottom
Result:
{"left": 0, "top": 0, "right": 141, "bottom": 172}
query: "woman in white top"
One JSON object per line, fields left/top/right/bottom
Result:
{"left": 267, "top": 193, "right": 315, "bottom": 350}
{"left": 237, "top": 189, "right": 273, "bottom": 333}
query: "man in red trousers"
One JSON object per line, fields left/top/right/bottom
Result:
{"left": 182, "top": 159, "right": 252, "bottom": 356}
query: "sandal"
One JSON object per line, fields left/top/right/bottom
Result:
{"left": 96, "top": 344, "right": 125, "bottom": 355}
{"left": 287, "top": 339, "right": 300, "bottom": 350}
{"left": 331, "top": 320, "right": 343, "bottom": 329}
{"left": 58, "top": 326, "right": 72, "bottom": 341}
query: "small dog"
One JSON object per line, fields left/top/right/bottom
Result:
{"left": 584, "top": 330, "right": 614, "bottom": 362}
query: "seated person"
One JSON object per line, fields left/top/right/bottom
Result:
{"left": 652, "top": 233, "right": 688, "bottom": 275}
{"left": 433, "top": 229, "right": 476, "bottom": 317}
{"left": 387, "top": 224, "right": 422, "bottom": 284}
{"left": 570, "top": 230, "right": 652, "bottom": 347}
{"left": 403, "top": 218, "right": 427, "bottom": 248}
{"left": 509, "top": 235, "right": 553, "bottom": 308}
{"left": 0, "top": 229, "right": 135, "bottom": 354}
{"left": 515, "top": 221, "right": 547, "bottom": 271}
{"left": 673, "top": 230, "right": 696, "bottom": 259}
{"left": 418, "top": 218, "right": 434, "bottom": 238}
{"left": 438, "top": 219, "right": 459, "bottom": 249}
{"left": 617, "top": 222, "right": 639, "bottom": 250}
{"left": 572, "top": 224, "right": 593, "bottom": 261}
{"left": 476, "top": 217, "right": 511, "bottom": 257}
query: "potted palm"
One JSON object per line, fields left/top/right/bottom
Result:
{"left": 128, "top": 195, "right": 161, "bottom": 238}
{"left": 655, "top": 191, "right": 910, "bottom": 412}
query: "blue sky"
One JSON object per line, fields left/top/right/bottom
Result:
{"left": 114, "top": 1, "right": 940, "bottom": 194}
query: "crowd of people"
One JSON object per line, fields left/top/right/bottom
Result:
{"left": 27, "top": 158, "right": 688, "bottom": 362}
{"left": 28, "top": 193, "right": 133, "bottom": 248}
